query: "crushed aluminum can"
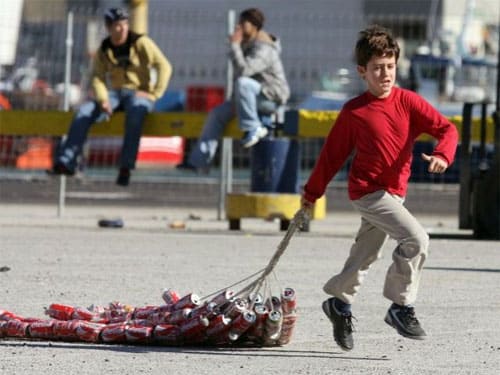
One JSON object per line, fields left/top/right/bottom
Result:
{"left": 76, "top": 322, "right": 104, "bottom": 343}
{"left": 277, "top": 313, "right": 297, "bottom": 345}
{"left": 161, "top": 288, "right": 181, "bottom": 305}
{"left": 0, "top": 310, "right": 17, "bottom": 321}
{"left": 52, "top": 320, "right": 81, "bottom": 341}
{"left": 263, "top": 310, "right": 283, "bottom": 345}
{"left": 228, "top": 310, "right": 256, "bottom": 341}
{"left": 280, "top": 288, "right": 297, "bottom": 315}
{"left": 0, "top": 320, "right": 7, "bottom": 337}
{"left": 147, "top": 311, "right": 170, "bottom": 326}
{"left": 153, "top": 324, "right": 181, "bottom": 345}
{"left": 165, "top": 308, "right": 191, "bottom": 325}
{"left": 45, "top": 303, "right": 75, "bottom": 321}
{"left": 172, "top": 293, "right": 201, "bottom": 310}
{"left": 5, "top": 319, "right": 30, "bottom": 338}
{"left": 71, "top": 307, "right": 96, "bottom": 321}
{"left": 100, "top": 323, "right": 128, "bottom": 343}
{"left": 129, "top": 319, "right": 153, "bottom": 327}
{"left": 205, "top": 314, "right": 232, "bottom": 338}
{"left": 29, "top": 319, "right": 55, "bottom": 339}
{"left": 248, "top": 292, "right": 264, "bottom": 306}
{"left": 125, "top": 325, "right": 153, "bottom": 344}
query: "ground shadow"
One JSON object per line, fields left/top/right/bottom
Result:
{"left": 0, "top": 340, "right": 390, "bottom": 361}
{"left": 425, "top": 266, "right": 500, "bottom": 273}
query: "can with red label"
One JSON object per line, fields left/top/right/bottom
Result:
{"left": 228, "top": 310, "right": 256, "bottom": 341}
{"left": 264, "top": 310, "right": 283, "bottom": 344}
{"left": 225, "top": 298, "right": 248, "bottom": 319}
{"left": 133, "top": 306, "right": 159, "bottom": 320}
{"left": 52, "top": 320, "right": 80, "bottom": 341}
{"left": 108, "top": 312, "right": 133, "bottom": 324}
{"left": 5, "top": 319, "right": 30, "bottom": 338}
{"left": 205, "top": 314, "right": 231, "bottom": 337}
{"left": 46, "top": 303, "right": 75, "bottom": 320}
{"left": 0, "top": 310, "right": 16, "bottom": 321}
{"left": 277, "top": 313, "right": 297, "bottom": 345}
{"left": 189, "top": 301, "right": 217, "bottom": 320}
{"left": 280, "top": 288, "right": 297, "bottom": 315}
{"left": 165, "top": 308, "right": 191, "bottom": 325}
{"left": 162, "top": 288, "right": 181, "bottom": 305}
{"left": 172, "top": 293, "right": 200, "bottom": 310}
{"left": 76, "top": 322, "right": 104, "bottom": 343}
{"left": 129, "top": 319, "right": 153, "bottom": 327}
{"left": 125, "top": 325, "right": 152, "bottom": 344}
{"left": 29, "top": 319, "right": 55, "bottom": 339}
{"left": 147, "top": 311, "right": 170, "bottom": 326}
{"left": 0, "top": 320, "right": 7, "bottom": 337}
{"left": 179, "top": 315, "right": 209, "bottom": 339}
{"left": 153, "top": 324, "right": 181, "bottom": 345}
{"left": 248, "top": 292, "right": 263, "bottom": 306}
{"left": 72, "top": 307, "right": 96, "bottom": 321}
{"left": 209, "top": 290, "right": 235, "bottom": 306}
{"left": 245, "top": 304, "right": 269, "bottom": 342}
{"left": 100, "top": 323, "right": 128, "bottom": 343}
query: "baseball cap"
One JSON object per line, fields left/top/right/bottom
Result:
{"left": 104, "top": 8, "right": 129, "bottom": 25}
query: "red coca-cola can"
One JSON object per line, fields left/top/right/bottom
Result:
{"left": 172, "top": 293, "right": 200, "bottom": 310}
{"left": 179, "top": 316, "right": 209, "bottom": 339}
{"left": 133, "top": 306, "right": 159, "bottom": 320}
{"left": 248, "top": 292, "right": 264, "bottom": 305}
{"left": 76, "top": 322, "right": 104, "bottom": 343}
{"left": 189, "top": 302, "right": 217, "bottom": 320}
{"left": 264, "top": 310, "right": 283, "bottom": 344}
{"left": 5, "top": 319, "right": 30, "bottom": 338}
{"left": 158, "top": 304, "right": 173, "bottom": 313}
{"left": 129, "top": 319, "right": 153, "bottom": 327}
{"left": 108, "top": 312, "right": 132, "bottom": 324}
{"left": 277, "top": 313, "right": 297, "bottom": 345}
{"left": 245, "top": 304, "right": 269, "bottom": 342}
{"left": 225, "top": 298, "right": 248, "bottom": 319}
{"left": 228, "top": 310, "right": 256, "bottom": 341}
{"left": 209, "top": 290, "right": 235, "bottom": 306}
{"left": 281, "top": 288, "right": 297, "bottom": 315}
{"left": 52, "top": 320, "right": 80, "bottom": 341}
{"left": 125, "top": 326, "right": 152, "bottom": 344}
{"left": 165, "top": 308, "right": 191, "bottom": 325}
{"left": 100, "top": 323, "right": 128, "bottom": 343}
{"left": 46, "top": 303, "right": 75, "bottom": 321}
{"left": 0, "top": 310, "right": 16, "bottom": 321}
{"left": 206, "top": 314, "right": 232, "bottom": 338}
{"left": 147, "top": 311, "right": 169, "bottom": 326}
{"left": 29, "top": 319, "right": 55, "bottom": 339}
{"left": 72, "top": 307, "right": 96, "bottom": 321}
{"left": 0, "top": 320, "right": 7, "bottom": 337}
{"left": 162, "top": 288, "right": 181, "bottom": 305}
{"left": 153, "top": 324, "right": 181, "bottom": 345}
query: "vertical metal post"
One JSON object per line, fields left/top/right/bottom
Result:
{"left": 58, "top": 11, "right": 74, "bottom": 217}
{"left": 217, "top": 9, "right": 236, "bottom": 220}
{"left": 458, "top": 103, "right": 473, "bottom": 229}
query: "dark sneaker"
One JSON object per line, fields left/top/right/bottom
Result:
{"left": 46, "top": 162, "right": 75, "bottom": 176}
{"left": 384, "top": 304, "right": 427, "bottom": 340}
{"left": 116, "top": 168, "right": 130, "bottom": 187}
{"left": 322, "top": 298, "right": 354, "bottom": 351}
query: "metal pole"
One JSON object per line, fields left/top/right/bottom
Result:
{"left": 58, "top": 11, "right": 74, "bottom": 217}
{"left": 217, "top": 9, "right": 236, "bottom": 220}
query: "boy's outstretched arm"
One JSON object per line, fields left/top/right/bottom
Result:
{"left": 421, "top": 153, "right": 448, "bottom": 174}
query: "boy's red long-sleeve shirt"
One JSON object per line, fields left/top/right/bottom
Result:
{"left": 303, "top": 87, "right": 459, "bottom": 203}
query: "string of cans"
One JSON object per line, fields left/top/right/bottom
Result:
{"left": 0, "top": 286, "right": 297, "bottom": 347}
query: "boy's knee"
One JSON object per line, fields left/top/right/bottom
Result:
{"left": 402, "top": 229, "right": 429, "bottom": 257}
{"left": 234, "top": 76, "right": 254, "bottom": 94}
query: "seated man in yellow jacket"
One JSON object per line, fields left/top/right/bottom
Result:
{"left": 50, "top": 7, "right": 172, "bottom": 186}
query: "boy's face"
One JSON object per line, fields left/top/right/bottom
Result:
{"left": 357, "top": 54, "right": 396, "bottom": 98}
{"left": 107, "top": 19, "right": 129, "bottom": 46}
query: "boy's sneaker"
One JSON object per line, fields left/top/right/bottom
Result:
{"left": 116, "top": 168, "right": 131, "bottom": 187}
{"left": 322, "top": 297, "right": 355, "bottom": 351}
{"left": 384, "top": 303, "right": 427, "bottom": 340}
{"left": 46, "top": 162, "right": 75, "bottom": 176}
{"left": 241, "top": 126, "right": 268, "bottom": 148}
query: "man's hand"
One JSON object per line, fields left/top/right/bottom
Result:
{"left": 135, "top": 90, "right": 154, "bottom": 101}
{"left": 229, "top": 25, "right": 243, "bottom": 44}
{"left": 301, "top": 196, "right": 314, "bottom": 216}
{"left": 421, "top": 153, "right": 448, "bottom": 174}
{"left": 101, "top": 101, "right": 113, "bottom": 116}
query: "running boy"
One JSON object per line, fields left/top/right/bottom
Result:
{"left": 301, "top": 26, "right": 459, "bottom": 351}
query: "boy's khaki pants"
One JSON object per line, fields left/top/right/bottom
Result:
{"left": 323, "top": 190, "right": 429, "bottom": 306}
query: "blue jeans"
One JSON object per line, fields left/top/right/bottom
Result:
{"left": 188, "top": 77, "right": 277, "bottom": 168}
{"left": 57, "top": 89, "right": 154, "bottom": 170}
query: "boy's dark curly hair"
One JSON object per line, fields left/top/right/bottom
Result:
{"left": 355, "top": 25, "right": 400, "bottom": 66}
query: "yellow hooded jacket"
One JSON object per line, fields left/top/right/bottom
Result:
{"left": 91, "top": 31, "right": 172, "bottom": 104}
